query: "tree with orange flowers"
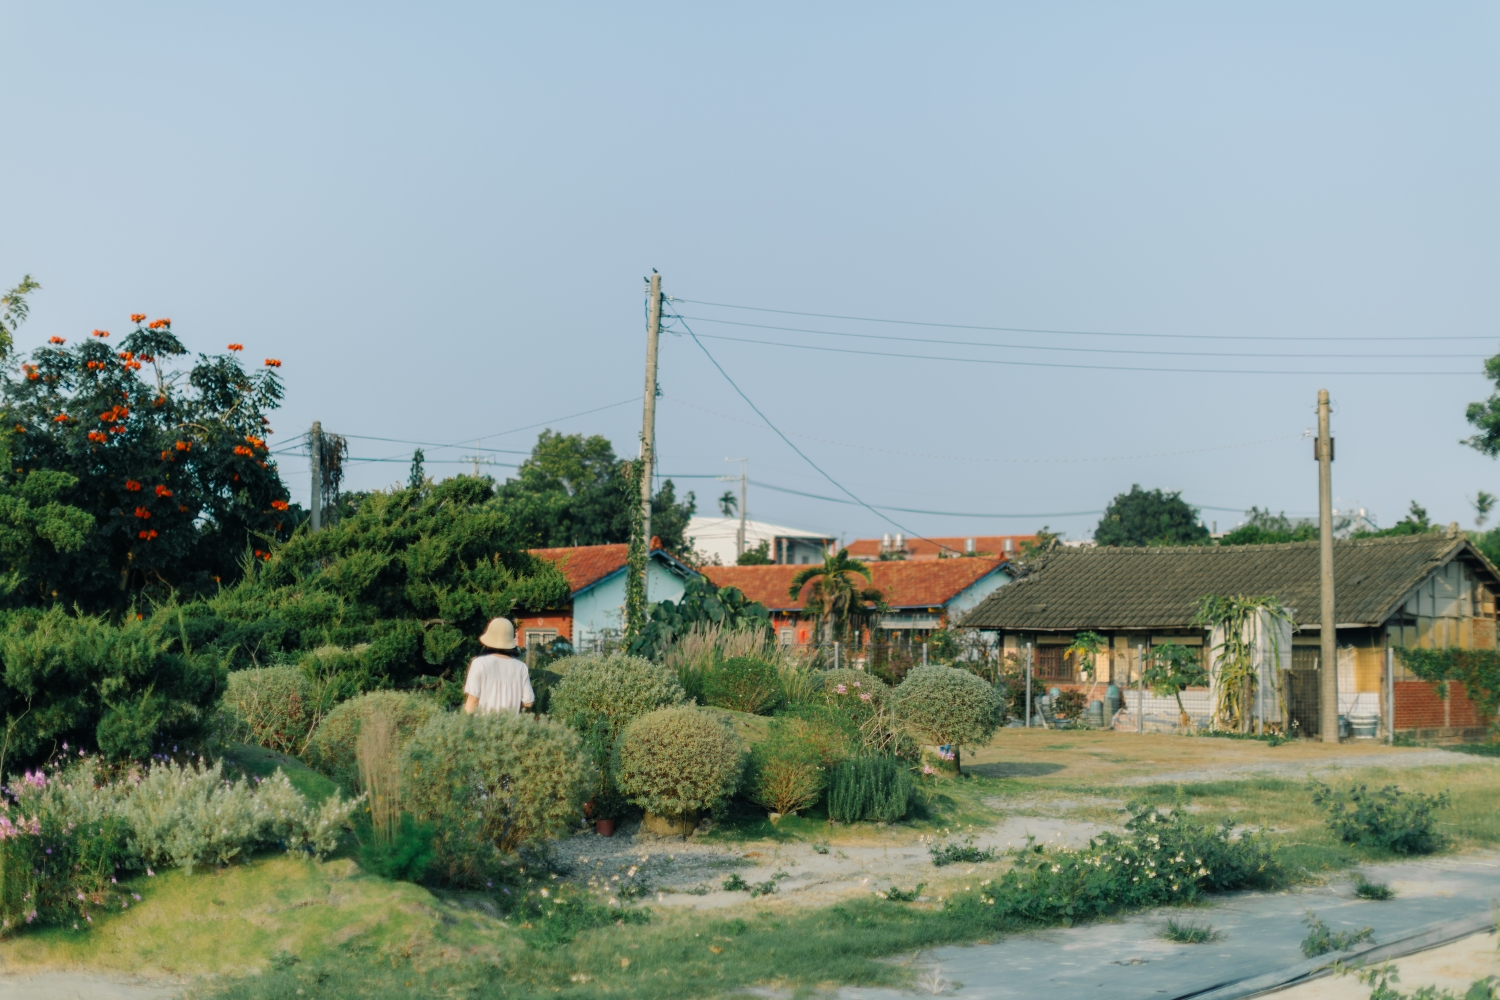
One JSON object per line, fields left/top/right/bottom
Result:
{"left": 3, "top": 305, "right": 293, "bottom": 611}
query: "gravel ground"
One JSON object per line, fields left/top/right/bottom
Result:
{"left": 0, "top": 973, "right": 182, "bottom": 1000}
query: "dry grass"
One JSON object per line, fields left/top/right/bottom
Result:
{"left": 356, "top": 710, "right": 400, "bottom": 843}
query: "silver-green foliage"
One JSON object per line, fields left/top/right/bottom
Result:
{"left": 547, "top": 653, "right": 685, "bottom": 734}
{"left": 305, "top": 690, "right": 441, "bottom": 790}
{"left": 120, "top": 760, "right": 354, "bottom": 870}
{"left": 614, "top": 706, "right": 745, "bottom": 818}
{"left": 893, "top": 665, "right": 1001, "bottom": 757}
{"left": 400, "top": 712, "right": 592, "bottom": 887}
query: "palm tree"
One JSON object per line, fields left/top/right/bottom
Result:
{"left": 788, "top": 548, "right": 883, "bottom": 644}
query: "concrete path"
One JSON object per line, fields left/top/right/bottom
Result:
{"left": 837, "top": 852, "right": 1500, "bottom": 1000}
{"left": 0, "top": 972, "right": 180, "bottom": 1000}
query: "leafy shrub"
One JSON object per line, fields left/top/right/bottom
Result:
{"left": 892, "top": 665, "right": 1002, "bottom": 772}
{"left": 614, "top": 706, "right": 745, "bottom": 820}
{"left": 304, "top": 690, "right": 441, "bottom": 791}
{"left": 401, "top": 712, "right": 591, "bottom": 888}
{"left": 722, "top": 873, "right": 749, "bottom": 891}
{"left": 1052, "top": 689, "right": 1087, "bottom": 721}
{"left": 118, "top": 759, "right": 354, "bottom": 870}
{"left": 827, "top": 756, "right": 914, "bottom": 824}
{"left": 221, "top": 665, "right": 320, "bottom": 755}
{"left": 1354, "top": 874, "right": 1395, "bottom": 900}
{"left": 929, "top": 839, "right": 996, "bottom": 866}
{"left": 1161, "top": 918, "right": 1220, "bottom": 943}
{"left": 702, "top": 656, "right": 783, "bottom": 715}
{"left": 878, "top": 884, "right": 923, "bottom": 902}
{"left": 943, "top": 804, "right": 1278, "bottom": 930}
{"left": 0, "top": 606, "right": 225, "bottom": 767}
{"left": 767, "top": 708, "right": 858, "bottom": 769}
{"left": 356, "top": 814, "right": 436, "bottom": 883}
{"left": 1310, "top": 782, "right": 1451, "bottom": 854}
{"left": 747, "top": 724, "right": 824, "bottom": 816}
{"left": 1301, "top": 911, "right": 1374, "bottom": 956}
{"left": 821, "top": 669, "right": 888, "bottom": 719}
{"left": 547, "top": 654, "right": 684, "bottom": 738}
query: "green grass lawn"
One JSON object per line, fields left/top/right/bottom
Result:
{"left": 4, "top": 735, "right": 1498, "bottom": 999}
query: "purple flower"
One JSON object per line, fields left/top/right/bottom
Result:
{"left": 835, "top": 684, "right": 847, "bottom": 694}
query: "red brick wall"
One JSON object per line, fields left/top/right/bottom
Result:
{"left": 514, "top": 613, "right": 573, "bottom": 643}
{"left": 1395, "top": 680, "right": 1486, "bottom": 730}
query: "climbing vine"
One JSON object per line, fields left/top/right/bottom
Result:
{"left": 1394, "top": 647, "right": 1500, "bottom": 724}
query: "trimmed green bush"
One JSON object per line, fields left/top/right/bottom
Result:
{"left": 892, "top": 665, "right": 1002, "bottom": 773}
{"left": 702, "top": 656, "right": 783, "bottom": 715}
{"left": 827, "top": 756, "right": 913, "bottom": 824}
{"left": 401, "top": 712, "right": 591, "bottom": 887}
{"left": 614, "top": 706, "right": 745, "bottom": 820}
{"left": 547, "top": 654, "right": 685, "bottom": 737}
{"left": 221, "top": 665, "right": 318, "bottom": 755}
{"left": 821, "top": 669, "right": 889, "bottom": 707}
{"left": 770, "top": 709, "right": 858, "bottom": 769}
{"left": 304, "top": 690, "right": 441, "bottom": 791}
{"left": 747, "top": 719, "right": 826, "bottom": 817}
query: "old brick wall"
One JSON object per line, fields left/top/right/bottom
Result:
{"left": 1394, "top": 680, "right": 1485, "bottom": 730}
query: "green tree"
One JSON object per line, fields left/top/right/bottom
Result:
{"left": 1219, "top": 507, "right": 1318, "bottom": 546}
{"left": 1354, "top": 501, "right": 1435, "bottom": 539}
{"left": 1473, "top": 491, "right": 1495, "bottom": 530}
{"left": 737, "top": 539, "right": 772, "bottom": 565}
{"left": 3, "top": 313, "right": 291, "bottom": 611}
{"left": 1463, "top": 352, "right": 1500, "bottom": 457}
{"left": 0, "top": 275, "right": 41, "bottom": 364}
{"left": 497, "top": 430, "right": 695, "bottom": 551}
{"left": 788, "top": 548, "right": 882, "bottom": 643}
{"left": 1094, "top": 485, "right": 1210, "bottom": 547}
{"left": 408, "top": 448, "right": 425, "bottom": 491}
{"left": 1142, "top": 642, "right": 1209, "bottom": 728}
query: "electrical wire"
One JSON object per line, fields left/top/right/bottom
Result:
{"left": 675, "top": 315, "right": 1487, "bottom": 360}
{"left": 667, "top": 308, "right": 958, "bottom": 546}
{"left": 680, "top": 329, "right": 1478, "bottom": 376}
{"left": 666, "top": 394, "right": 1304, "bottom": 465}
{"left": 676, "top": 297, "right": 1498, "bottom": 343}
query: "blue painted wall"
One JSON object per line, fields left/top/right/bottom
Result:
{"left": 571, "top": 554, "right": 691, "bottom": 650}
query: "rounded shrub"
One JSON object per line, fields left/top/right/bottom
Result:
{"left": 821, "top": 669, "right": 889, "bottom": 718}
{"left": 747, "top": 729, "right": 824, "bottom": 818}
{"left": 892, "top": 665, "right": 1002, "bottom": 773}
{"left": 614, "top": 706, "right": 745, "bottom": 820}
{"left": 221, "top": 666, "right": 317, "bottom": 755}
{"left": 401, "top": 711, "right": 592, "bottom": 888}
{"left": 701, "top": 656, "right": 783, "bottom": 715}
{"left": 547, "top": 654, "right": 685, "bottom": 736}
{"left": 304, "top": 690, "right": 442, "bottom": 790}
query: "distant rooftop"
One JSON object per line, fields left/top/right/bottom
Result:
{"left": 687, "top": 516, "right": 835, "bottom": 566}
{"left": 846, "top": 534, "right": 1034, "bottom": 562}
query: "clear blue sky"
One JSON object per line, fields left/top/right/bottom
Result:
{"left": 5, "top": 3, "right": 1498, "bottom": 545}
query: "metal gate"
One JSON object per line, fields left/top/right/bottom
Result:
{"left": 1286, "top": 648, "right": 1320, "bottom": 738}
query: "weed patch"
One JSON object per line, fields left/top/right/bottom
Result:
{"left": 929, "top": 839, "right": 997, "bottom": 867}
{"left": 1311, "top": 782, "right": 1450, "bottom": 854}
{"left": 878, "top": 884, "right": 924, "bottom": 902}
{"left": 1353, "top": 874, "right": 1395, "bottom": 900}
{"left": 1160, "top": 918, "right": 1220, "bottom": 943}
{"left": 1300, "top": 911, "right": 1374, "bottom": 957}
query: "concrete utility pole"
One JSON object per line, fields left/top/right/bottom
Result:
{"left": 309, "top": 420, "right": 322, "bottom": 533}
{"left": 1317, "top": 389, "right": 1339, "bottom": 742}
{"left": 639, "top": 273, "right": 663, "bottom": 558}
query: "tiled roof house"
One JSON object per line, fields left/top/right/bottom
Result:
{"left": 961, "top": 531, "right": 1500, "bottom": 739}
{"left": 516, "top": 543, "right": 698, "bottom": 651}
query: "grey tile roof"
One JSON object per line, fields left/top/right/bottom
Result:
{"left": 960, "top": 533, "right": 1499, "bottom": 631}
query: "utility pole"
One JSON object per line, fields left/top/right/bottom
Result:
{"left": 309, "top": 420, "right": 322, "bottom": 532}
{"left": 639, "top": 272, "right": 662, "bottom": 556}
{"left": 1317, "top": 389, "right": 1339, "bottom": 743}
{"left": 720, "top": 458, "right": 749, "bottom": 559}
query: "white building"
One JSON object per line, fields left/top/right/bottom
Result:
{"left": 686, "top": 516, "right": 836, "bottom": 566}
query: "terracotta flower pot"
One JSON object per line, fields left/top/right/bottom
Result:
{"left": 583, "top": 800, "right": 595, "bottom": 819}
{"left": 595, "top": 818, "right": 616, "bottom": 837}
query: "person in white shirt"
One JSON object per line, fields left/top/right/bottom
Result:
{"left": 463, "top": 618, "right": 535, "bottom": 715}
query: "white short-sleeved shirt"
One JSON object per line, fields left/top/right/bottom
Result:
{"left": 463, "top": 653, "right": 535, "bottom": 715}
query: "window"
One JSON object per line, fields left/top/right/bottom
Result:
{"left": 778, "top": 628, "right": 795, "bottom": 646}
{"left": 524, "top": 629, "right": 558, "bottom": 647}
{"left": 1034, "top": 646, "right": 1073, "bottom": 681}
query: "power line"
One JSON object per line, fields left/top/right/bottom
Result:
{"left": 666, "top": 393, "right": 1304, "bottom": 464}
{"left": 668, "top": 310, "right": 950, "bottom": 548}
{"left": 675, "top": 314, "right": 1488, "bottom": 360}
{"left": 678, "top": 329, "right": 1479, "bottom": 376}
{"left": 676, "top": 297, "right": 1498, "bottom": 343}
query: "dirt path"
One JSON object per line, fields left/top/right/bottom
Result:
{"left": 1116, "top": 748, "right": 1496, "bottom": 785}
{"left": 0, "top": 972, "right": 181, "bottom": 1000}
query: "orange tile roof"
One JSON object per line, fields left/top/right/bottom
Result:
{"left": 846, "top": 535, "right": 1034, "bottom": 561}
{"left": 704, "top": 558, "right": 1007, "bottom": 611}
{"left": 530, "top": 544, "right": 629, "bottom": 594}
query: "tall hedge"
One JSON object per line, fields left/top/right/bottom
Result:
{"left": 0, "top": 605, "right": 223, "bottom": 765}
{"left": 402, "top": 711, "right": 592, "bottom": 888}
